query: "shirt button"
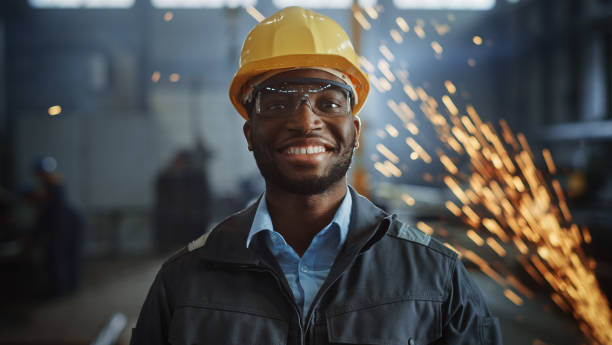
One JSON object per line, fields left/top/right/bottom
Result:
{"left": 408, "top": 338, "right": 415, "bottom": 345}
{"left": 300, "top": 266, "right": 308, "bottom": 273}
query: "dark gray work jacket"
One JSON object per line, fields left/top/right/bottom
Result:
{"left": 131, "top": 188, "right": 502, "bottom": 345}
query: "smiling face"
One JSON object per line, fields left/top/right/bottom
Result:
{"left": 243, "top": 69, "right": 361, "bottom": 195}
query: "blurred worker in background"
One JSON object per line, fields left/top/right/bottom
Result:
{"left": 132, "top": 7, "right": 502, "bottom": 344}
{"left": 154, "top": 146, "right": 212, "bottom": 253}
{"left": 31, "top": 156, "right": 84, "bottom": 298}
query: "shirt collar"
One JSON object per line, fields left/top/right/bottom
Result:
{"left": 246, "top": 186, "right": 352, "bottom": 248}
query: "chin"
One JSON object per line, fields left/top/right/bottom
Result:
{"left": 272, "top": 176, "right": 341, "bottom": 195}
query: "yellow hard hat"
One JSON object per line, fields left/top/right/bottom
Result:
{"left": 229, "top": 6, "right": 370, "bottom": 119}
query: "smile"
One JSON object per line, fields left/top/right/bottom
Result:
{"left": 285, "top": 145, "right": 328, "bottom": 155}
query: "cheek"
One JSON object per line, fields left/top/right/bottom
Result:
{"left": 335, "top": 122, "right": 357, "bottom": 146}
{"left": 250, "top": 122, "right": 279, "bottom": 147}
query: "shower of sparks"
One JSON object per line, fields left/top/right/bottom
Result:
{"left": 242, "top": 7, "right": 612, "bottom": 343}
{"left": 245, "top": 6, "right": 264, "bottom": 22}
{"left": 428, "top": 92, "right": 611, "bottom": 343}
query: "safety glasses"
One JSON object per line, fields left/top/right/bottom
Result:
{"left": 253, "top": 78, "right": 353, "bottom": 118}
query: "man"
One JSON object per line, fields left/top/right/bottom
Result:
{"left": 131, "top": 6, "right": 502, "bottom": 345}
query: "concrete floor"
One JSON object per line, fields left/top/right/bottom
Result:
{"left": 0, "top": 254, "right": 589, "bottom": 345}
{"left": 0, "top": 255, "right": 164, "bottom": 345}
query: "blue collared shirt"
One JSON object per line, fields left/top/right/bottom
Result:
{"left": 246, "top": 188, "right": 352, "bottom": 318}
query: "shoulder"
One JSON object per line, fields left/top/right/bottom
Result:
{"left": 384, "top": 216, "right": 459, "bottom": 261}
{"left": 160, "top": 200, "right": 259, "bottom": 270}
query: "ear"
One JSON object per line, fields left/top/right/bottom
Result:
{"left": 243, "top": 120, "right": 253, "bottom": 151}
{"left": 353, "top": 115, "right": 362, "bottom": 146}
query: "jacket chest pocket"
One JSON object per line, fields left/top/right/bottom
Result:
{"left": 325, "top": 299, "right": 442, "bottom": 345}
{"left": 169, "top": 306, "right": 288, "bottom": 345}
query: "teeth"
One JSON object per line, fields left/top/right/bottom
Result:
{"left": 287, "top": 146, "right": 326, "bottom": 155}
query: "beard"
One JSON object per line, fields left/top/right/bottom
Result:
{"left": 252, "top": 133, "right": 356, "bottom": 195}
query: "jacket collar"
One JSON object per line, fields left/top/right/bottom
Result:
{"left": 196, "top": 186, "right": 390, "bottom": 266}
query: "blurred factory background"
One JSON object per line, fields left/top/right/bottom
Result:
{"left": 0, "top": 0, "right": 611, "bottom": 344}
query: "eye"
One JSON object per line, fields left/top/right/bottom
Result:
{"left": 266, "top": 103, "right": 287, "bottom": 111}
{"left": 317, "top": 96, "right": 347, "bottom": 113}
{"left": 260, "top": 93, "right": 290, "bottom": 113}
{"left": 321, "top": 102, "right": 341, "bottom": 109}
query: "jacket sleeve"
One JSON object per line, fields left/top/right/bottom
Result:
{"left": 130, "top": 269, "right": 172, "bottom": 345}
{"left": 434, "top": 259, "right": 503, "bottom": 345}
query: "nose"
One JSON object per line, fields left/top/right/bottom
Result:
{"left": 286, "top": 95, "right": 322, "bottom": 133}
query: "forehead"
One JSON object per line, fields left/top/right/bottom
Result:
{"left": 263, "top": 69, "right": 345, "bottom": 85}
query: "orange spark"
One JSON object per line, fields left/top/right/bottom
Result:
{"left": 504, "top": 289, "right": 523, "bottom": 306}
{"left": 402, "top": 193, "right": 415, "bottom": 206}
{"left": 353, "top": 10, "right": 371, "bottom": 30}
{"left": 542, "top": 149, "right": 557, "bottom": 174}
{"left": 376, "top": 143, "right": 400, "bottom": 164}
{"left": 416, "top": 221, "right": 434, "bottom": 235}
{"left": 395, "top": 17, "right": 410, "bottom": 32}
{"left": 379, "top": 44, "right": 395, "bottom": 62}
{"left": 406, "top": 137, "right": 432, "bottom": 163}
{"left": 487, "top": 237, "right": 507, "bottom": 257}
{"left": 439, "top": 154, "right": 458, "bottom": 174}
{"left": 385, "top": 124, "right": 399, "bottom": 137}
{"left": 245, "top": 6, "right": 265, "bottom": 22}
{"left": 390, "top": 29, "right": 403, "bottom": 43}
{"left": 467, "top": 230, "right": 484, "bottom": 246}
{"left": 445, "top": 201, "right": 462, "bottom": 217}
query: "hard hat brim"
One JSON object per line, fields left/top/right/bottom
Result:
{"left": 229, "top": 54, "right": 369, "bottom": 120}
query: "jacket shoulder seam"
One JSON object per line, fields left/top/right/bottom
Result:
{"left": 386, "top": 222, "right": 431, "bottom": 246}
{"left": 186, "top": 203, "right": 256, "bottom": 253}
{"left": 161, "top": 205, "right": 255, "bottom": 267}
{"left": 425, "top": 238, "right": 460, "bottom": 259}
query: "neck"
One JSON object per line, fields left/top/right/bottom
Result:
{"left": 265, "top": 178, "right": 348, "bottom": 256}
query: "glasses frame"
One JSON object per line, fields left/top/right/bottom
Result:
{"left": 252, "top": 77, "right": 354, "bottom": 118}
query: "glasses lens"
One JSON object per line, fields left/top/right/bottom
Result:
{"left": 255, "top": 79, "right": 351, "bottom": 118}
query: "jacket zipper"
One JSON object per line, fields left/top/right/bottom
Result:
{"left": 224, "top": 263, "right": 306, "bottom": 345}
{"left": 303, "top": 216, "right": 393, "bottom": 345}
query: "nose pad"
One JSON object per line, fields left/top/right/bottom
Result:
{"left": 294, "top": 94, "right": 316, "bottom": 113}
{"left": 287, "top": 94, "right": 321, "bottom": 131}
